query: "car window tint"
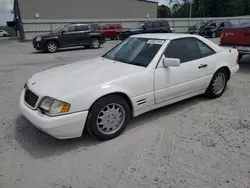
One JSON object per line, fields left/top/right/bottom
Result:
{"left": 160, "top": 22, "right": 169, "bottom": 27}
{"left": 76, "top": 25, "right": 89, "bottom": 31}
{"left": 195, "top": 39, "right": 215, "bottom": 58}
{"left": 219, "top": 23, "right": 225, "bottom": 27}
{"left": 116, "top": 24, "right": 122, "bottom": 29}
{"left": 62, "top": 25, "right": 76, "bottom": 33}
{"left": 165, "top": 38, "right": 201, "bottom": 63}
{"left": 103, "top": 25, "right": 109, "bottom": 30}
{"left": 110, "top": 25, "right": 115, "bottom": 30}
{"left": 146, "top": 22, "right": 153, "bottom": 28}
{"left": 152, "top": 22, "right": 160, "bottom": 28}
{"left": 91, "top": 24, "right": 101, "bottom": 30}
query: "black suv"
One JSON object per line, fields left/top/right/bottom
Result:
{"left": 33, "top": 23, "right": 106, "bottom": 53}
{"left": 119, "top": 20, "right": 171, "bottom": 40}
{"left": 200, "top": 21, "right": 233, "bottom": 38}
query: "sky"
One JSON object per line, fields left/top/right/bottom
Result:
{"left": 0, "top": 0, "right": 13, "bottom": 26}
{"left": 0, "top": 0, "right": 171, "bottom": 26}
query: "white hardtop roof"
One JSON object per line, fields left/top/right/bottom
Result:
{"left": 131, "top": 33, "right": 223, "bottom": 53}
{"left": 131, "top": 33, "right": 200, "bottom": 40}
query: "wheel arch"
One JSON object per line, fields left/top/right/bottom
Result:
{"left": 45, "top": 39, "right": 59, "bottom": 47}
{"left": 217, "top": 66, "right": 231, "bottom": 80}
{"left": 88, "top": 92, "right": 134, "bottom": 117}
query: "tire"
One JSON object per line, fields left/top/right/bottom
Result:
{"left": 211, "top": 32, "right": 216, "bottom": 38}
{"left": 90, "top": 38, "right": 101, "bottom": 49}
{"left": 45, "top": 41, "right": 58, "bottom": 53}
{"left": 86, "top": 95, "right": 131, "bottom": 141}
{"left": 205, "top": 69, "right": 229, "bottom": 98}
{"left": 3, "top": 34, "right": 7, "bottom": 37}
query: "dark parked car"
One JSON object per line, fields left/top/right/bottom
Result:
{"left": 201, "top": 21, "right": 233, "bottom": 38}
{"left": 33, "top": 23, "right": 105, "bottom": 53}
{"left": 188, "top": 20, "right": 214, "bottom": 35}
{"left": 119, "top": 20, "right": 171, "bottom": 41}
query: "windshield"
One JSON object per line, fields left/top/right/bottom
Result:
{"left": 102, "top": 37, "right": 165, "bottom": 67}
{"left": 52, "top": 25, "right": 65, "bottom": 33}
{"left": 135, "top": 22, "right": 144, "bottom": 29}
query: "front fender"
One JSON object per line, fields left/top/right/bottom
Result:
{"left": 61, "top": 84, "right": 132, "bottom": 113}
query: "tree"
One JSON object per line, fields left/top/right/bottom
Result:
{"left": 168, "top": 0, "right": 250, "bottom": 18}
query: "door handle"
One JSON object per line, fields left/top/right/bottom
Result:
{"left": 198, "top": 64, "right": 207, "bottom": 69}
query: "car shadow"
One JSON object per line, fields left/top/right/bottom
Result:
{"left": 30, "top": 46, "right": 104, "bottom": 54}
{"left": 239, "top": 56, "right": 250, "bottom": 73}
{"left": 126, "top": 95, "right": 208, "bottom": 132}
{"left": 15, "top": 94, "right": 207, "bottom": 159}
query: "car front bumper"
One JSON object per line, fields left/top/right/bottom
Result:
{"left": 19, "top": 90, "right": 88, "bottom": 139}
{"left": 33, "top": 39, "right": 46, "bottom": 50}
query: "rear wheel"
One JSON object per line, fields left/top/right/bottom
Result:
{"left": 45, "top": 41, "right": 58, "bottom": 53}
{"left": 90, "top": 38, "right": 101, "bottom": 49}
{"left": 205, "top": 69, "right": 229, "bottom": 98}
{"left": 86, "top": 95, "right": 131, "bottom": 140}
{"left": 3, "top": 34, "right": 7, "bottom": 37}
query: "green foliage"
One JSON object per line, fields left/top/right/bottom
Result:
{"left": 157, "top": 0, "right": 250, "bottom": 18}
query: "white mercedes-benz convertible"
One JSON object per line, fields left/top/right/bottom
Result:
{"left": 19, "top": 34, "right": 239, "bottom": 140}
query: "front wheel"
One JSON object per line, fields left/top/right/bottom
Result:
{"left": 45, "top": 41, "right": 58, "bottom": 53}
{"left": 3, "top": 34, "right": 7, "bottom": 37}
{"left": 90, "top": 38, "right": 101, "bottom": 49}
{"left": 205, "top": 69, "right": 228, "bottom": 98}
{"left": 86, "top": 95, "right": 131, "bottom": 140}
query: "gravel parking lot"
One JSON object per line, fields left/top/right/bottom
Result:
{"left": 0, "top": 37, "right": 250, "bottom": 188}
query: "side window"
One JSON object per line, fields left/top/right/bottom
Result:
{"left": 160, "top": 22, "right": 167, "bottom": 27}
{"left": 219, "top": 23, "right": 225, "bottom": 28}
{"left": 210, "top": 23, "right": 216, "bottom": 27}
{"left": 62, "top": 25, "right": 76, "bottom": 33}
{"left": 103, "top": 25, "right": 109, "bottom": 30}
{"left": 152, "top": 22, "right": 160, "bottom": 28}
{"left": 165, "top": 38, "right": 201, "bottom": 63}
{"left": 110, "top": 25, "right": 115, "bottom": 30}
{"left": 91, "top": 24, "right": 101, "bottom": 30}
{"left": 116, "top": 24, "right": 122, "bottom": 29}
{"left": 76, "top": 25, "right": 89, "bottom": 31}
{"left": 195, "top": 39, "right": 215, "bottom": 58}
{"left": 145, "top": 22, "right": 153, "bottom": 28}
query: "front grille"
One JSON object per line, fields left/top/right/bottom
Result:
{"left": 24, "top": 89, "right": 39, "bottom": 108}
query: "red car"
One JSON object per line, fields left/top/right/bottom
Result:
{"left": 100, "top": 24, "right": 123, "bottom": 40}
{"left": 220, "top": 26, "right": 250, "bottom": 60}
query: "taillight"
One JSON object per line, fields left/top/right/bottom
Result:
{"left": 221, "top": 31, "right": 225, "bottom": 38}
{"left": 220, "top": 31, "right": 225, "bottom": 44}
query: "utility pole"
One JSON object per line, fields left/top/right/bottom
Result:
{"left": 188, "top": 0, "right": 192, "bottom": 28}
{"left": 189, "top": 0, "right": 192, "bottom": 19}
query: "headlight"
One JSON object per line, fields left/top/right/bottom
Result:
{"left": 36, "top": 36, "right": 42, "bottom": 42}
{"left": 39, "top": 97, "right": 70, "bottom": 116}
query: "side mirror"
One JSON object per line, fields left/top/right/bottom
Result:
{"left": 163, "top": 57, "right": 180, "bottom": 67}
{"left": 142, "top": 25, "right": 147, "bottom": 30}
{"left": 61, "top": 30, "right": 65, "bottom": 35}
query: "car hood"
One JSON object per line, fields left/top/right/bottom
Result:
{"left": 27, "top": 57, "right": 144, "bottom": 98}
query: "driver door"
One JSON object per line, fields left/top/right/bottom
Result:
{"left": 154, "top": 38, "right": 209, "bottom": 103}
{"left": 59, "top": 25, "right": 79, "bottom": 47}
